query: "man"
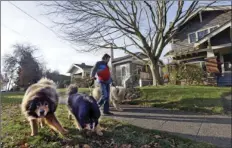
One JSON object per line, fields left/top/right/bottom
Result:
{"left": 90, "top": 53, "right": 114, "bottom": 115}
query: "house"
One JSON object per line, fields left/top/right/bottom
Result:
{"left": 67, "top": 52, "right": 163, "bottom": 87}
{"left": 111, "top": 51, "right": 164, "bottom": 87}
{"left": 165, "top": 5, "right": 232, "bottom": 86}
{"left": 67, "top": 63, "right": 93, "bottom": 82}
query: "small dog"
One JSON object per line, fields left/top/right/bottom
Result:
{"left": 21, "top": 78, "right": 68, "bottom": 136}
{"left": 67, "top": 84, "right": 103, "bottom": 136}
{"left": 92, "top": 86, "right": 128, "bottom": 111}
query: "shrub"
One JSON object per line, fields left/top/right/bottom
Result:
{"left": 57, "top": 80, "right": 71, "bottom": 88}
{"left": 168, "top": 63, "right": 206, "bottom": 85}
{"left": 71, "top": 76, "right": 91, "bottom": 88}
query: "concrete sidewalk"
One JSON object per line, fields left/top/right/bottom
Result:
{"left": 107, "top": 105, "right": 231, "bottom": 148}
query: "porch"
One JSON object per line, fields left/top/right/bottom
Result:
{"left": 215, "top": 46, "right": 232, "bottom": 86}
{"left": 121, "top": 64, "right": 159, "bottom": 87}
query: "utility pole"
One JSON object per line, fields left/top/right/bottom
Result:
{"left": 110, "top": 44, "right": 116, "bottom": 83}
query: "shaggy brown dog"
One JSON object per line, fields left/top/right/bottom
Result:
{"left": 21, "top": 78, "right": 68, "bottom": 136}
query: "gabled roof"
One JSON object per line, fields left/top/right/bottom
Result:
{"left": 194, "top": 20, "right": 231, "bottom": 47}
{"left": 175, "top": 5, "right": 231, "bottom": 31}
{"left": 74, "top": 63, "right": 93, "bottom": 69}
{"left": 112, "top": 52, "right": 165, "bottom": 66}
{"left": 112, "top": 52, "right": 147, "bottom": 63}
{"left": 164, "top": 50, "right": 174, "bottom": 57}
{"left": 67, "top": 63, "right": 93, "bottom": 73}
{"left": 165, "top": 20, "right": 231, "bottom": 57}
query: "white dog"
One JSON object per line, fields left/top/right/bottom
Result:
{"left": 92, "top": 86, "right": 127, "bottom": 111}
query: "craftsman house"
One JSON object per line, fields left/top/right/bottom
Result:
{"left": 165, "top": 5, "right": 232, "bottom": 86}
{"left": 67, "top": 63, "right": 93, "bottom": 81}
{"left": 111, "top": 51, "right": 164, "bottom": 87}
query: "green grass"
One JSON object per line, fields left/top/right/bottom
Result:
{"left": 1, "top": 88, "right": 90, "bottom": 104}
{"left": 128, "top": 85, "right": 231, "bottom": 114}
{"left": 1, "top": 90, "right": 216, "bottom": 148}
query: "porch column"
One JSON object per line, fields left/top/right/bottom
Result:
{"left": 220, "top": 54, "right": 225, "bottom": 74}
{"left": 82, "top": 71, "right": 85, "bottom": 78}
{"left": 70, "top": 74, "right": 74, "bottom": 83}
{"left": 199, "top": 11, "right": 202, "bottom": 22}
{"left": 139, "top": 79, "right": 142, "bottom": 87}
{"left": 207, "top": 39, "right": 215, "bottom": 58}
{"left": 230, "top": 26, "right": 232, "bottom": 42}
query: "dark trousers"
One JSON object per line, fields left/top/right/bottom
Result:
{"left": 97, "top": 82, "right": 110, "bottom": 113}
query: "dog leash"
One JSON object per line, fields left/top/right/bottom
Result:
{"left": 87, "top": 78, "right": 94, "bottom": 96}
{"left": 88, "top": 78, "right": 119, "bottom": 95}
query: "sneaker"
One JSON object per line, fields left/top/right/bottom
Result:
{"left": 103, "top": 112, "right": 114, "bottom": 116}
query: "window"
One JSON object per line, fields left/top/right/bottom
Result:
{"left": 188, "top": 25, "right": 219, "bottom": 43}
{"left": 137, "top": 68, "right": 142, "bottom": 74}
{"left": 197, "top": 29, "right": 208, "bottom": 40}
{"left": 121, "top": 66, "right": 126, "bottom": 77}
{"left": 189, "top": 33, "right": 196, "bottom": 43}
{"left": 210, "top": 26, "right": 217, "bottom": 32}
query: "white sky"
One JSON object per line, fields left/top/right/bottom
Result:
{"left": 1, "top": 1, "right": 171, "bottom": 75}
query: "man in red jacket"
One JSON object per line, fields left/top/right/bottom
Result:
{"left": 90, "top": 54, "right": 114, "bottom": 115}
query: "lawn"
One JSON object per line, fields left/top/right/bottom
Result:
{"left": 127, "top": 85, "right": 231, "bottom": 114}
{"left": 1, "top": 89, "right": 216, "bottom": 148}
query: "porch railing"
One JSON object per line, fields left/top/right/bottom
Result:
{"left": 140, "top": 72, "right": 152, "bottom": 80}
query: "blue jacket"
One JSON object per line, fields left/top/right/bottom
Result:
{"left": 91, "top": 61, "right": 112, "bottom": 83}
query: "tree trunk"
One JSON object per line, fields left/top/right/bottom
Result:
{"left": 7, "top": 79, "right": 11, "bottom": 91}
{"left": 149, "top": 60, "right": 164, "bottom": 86}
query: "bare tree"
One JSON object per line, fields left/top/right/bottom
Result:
{"left": 42, "top": 0, "right": 217, "bottom": 85}
{"left": 3, "top": 43, "right": 44, "bottom": 90}
{"left": 0, "top": 72, "right": 10, "bottom": 91}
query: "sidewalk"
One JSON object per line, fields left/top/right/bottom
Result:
{"left": 107, "top": 105, "right": 231, "bottom": 148}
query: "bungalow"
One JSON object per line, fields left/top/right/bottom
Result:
{"left": 67, "top": 63, "right": 93, "bottom": 82}
{"left": 165, "top": 5, "right": 232, "bottom": 86}
{"left": 67, "top": 51, "right": 164, "bottom": 88}
{"left": 110, "top": 50, "right": 164, "bottom": 87}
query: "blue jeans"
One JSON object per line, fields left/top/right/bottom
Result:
{"left": 98, "top": 82, "right": 110, "bottom": 113}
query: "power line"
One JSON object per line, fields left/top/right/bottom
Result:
{"left": 2, "top": 23, "right": 30, "bottom": 41}
{"left": 7, "top": 1, "right": 79, "bottom": 51}
{"left": 8, "top": 1, "right": 60, "bottom": 37}
{"left": 7, "top": 1, "right": 196, "bottom": 57}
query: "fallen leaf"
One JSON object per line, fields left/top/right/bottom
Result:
{"left": 109, "top": 138, "right": 115, "bottom": 146}
{"left": 83, "top": 144, "right": 91, "bottom": 148}
{"left": 74, "top": 145, "right": 80, "bottom": 148}
{"left": 154, "top": 142, "right": 161, "bottom": 148}
{"left": 20, "top": 143, "right": 28, "bottom": 148}
{"left": 140, "top": 144, "right": 150, "bottom": 148}
{"left": 154, "top": 135, "right": 161, "bottom": 139}
{"left": 120, "top": 144, "right": 132, "bottom": 148}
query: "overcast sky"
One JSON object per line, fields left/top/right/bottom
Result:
{"left": 1, "top": 1, "right": 183, "bottom": 75}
